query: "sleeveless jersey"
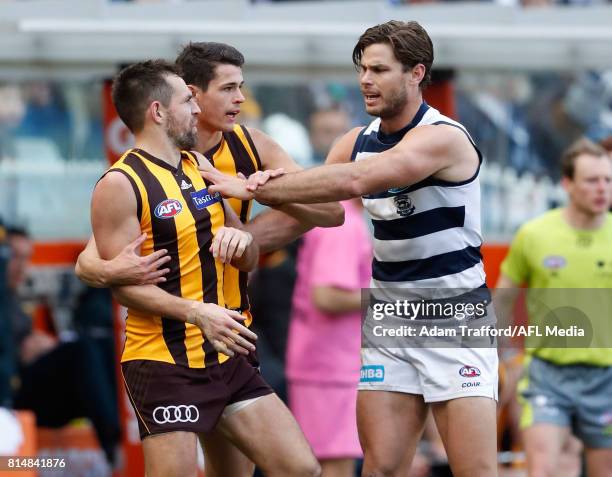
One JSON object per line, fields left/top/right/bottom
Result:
{"left": 107, "top": 148, "right": 226, "bottom": 368}
{"left": 204, "top": 124, "right": 261, "bottom": 324}
{"left": 351, "top": 102, "right": 486, "bottom": 302}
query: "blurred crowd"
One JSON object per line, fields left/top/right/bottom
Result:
{"left": 2, "top": 70, "right": 612, "bottom": 238}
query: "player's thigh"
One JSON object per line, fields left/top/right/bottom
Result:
{"left": 431, "top": 397, "right": 497, "bottom": 477}
{"left": 215, "top": 393, "right": 319, "bottom": 476}
{"left": 357, "top": 390, "right": 428, "bottom": 469}
{"left": 199, "top": 428, "right": 254, "bottom": 477}
{"left": 142, "top": 431, "right": 198, "bottom": 477}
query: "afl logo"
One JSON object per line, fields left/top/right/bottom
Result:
{"left": 459, "top": 365, "right": 481, "bottom": 378}
{"left": 393, "top": 194, "right": 415, "bottom": 217}
{"left": 155, "top": 199, "right": 183, "bottom": 219}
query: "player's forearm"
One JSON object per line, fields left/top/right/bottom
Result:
{"left": 246, "top": 212, "right": 311, "bottom": 253}
{"left": 229, "top": 237, "right": 259, "bottom": 272}
{"left": 245, "top": 212, "right": 311, "bottom": 253}
{"left": 274, "top": 202, "right": 345, "bottom": 228}
{"left": 254, "top": 164, "right": 360, "bottom": 205}
{"left": 75, "top": 248, "right": 111, "bottom": 288}
{"left": 112, "top": 284, "right": 193, "bottom": 322}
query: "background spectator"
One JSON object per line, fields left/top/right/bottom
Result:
{"left": 6, "top": 227, "right": 121, "bottom": 468}
{"left": 286, "top": 197, "right": 372, "bottom": 477}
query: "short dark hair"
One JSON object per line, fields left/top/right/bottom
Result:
{"left": 175, "top": 42, "right": 244, "bottom": 91}
{"left": 561, "top": 137, "right": 609, "bottom": 179}
{"left": 352, "top": 20, "right": 434, "bottom": 89}
{"left": 111, "top": 60, "right": 178, "bottom": 133}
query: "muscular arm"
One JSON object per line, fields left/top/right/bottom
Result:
{"left": 244, "top": 211, "right": 311, "bottom": 254}
{"left": 228, "top": 128, "right": 360, "bottom": 253}
{"left": 75, "top": 236, "right": 112, "bottom": 288}
{"left": 91, "top": 170, "right": 256, "bottom": 355}
{"left": 92, "top": 171, "right": 202, "bottom": 320}
{"left": 253, "top": 124, "right": 476, "bottom": 205}
{"left": 75, "top": 234, "right": 170, "bottom": 288}
{"left": 247, "top": 127, "right": 344, "bottom": 226}
{"left": 205, "top": 125, "right": 477, "bottom": 206}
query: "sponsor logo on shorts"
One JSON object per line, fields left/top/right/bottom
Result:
{"left": 459, "top": 365, "right": 481, "bottom": 378}
{"left": 360, "top": 365, "right": 385, "bottom": 383}
{"left": 462, "top": 381, "right": 481, "bottom": 388}
{"left": 154, "top": 199, "right": 183, "bottom": 219}
{"left": 153, "top": 405, "right": 199, "bottom": 424}
{"left": 191, "top": 188, "right": 221, "bottom": 210}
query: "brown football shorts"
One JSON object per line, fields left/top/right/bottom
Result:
{"left": 121, "top": 354, "right": 273, "bottom": 439}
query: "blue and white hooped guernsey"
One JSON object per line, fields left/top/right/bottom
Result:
{"left": 351, "top": 102, "right": 486, "bottom": 300}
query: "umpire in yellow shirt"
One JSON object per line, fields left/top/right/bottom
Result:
{"left": 496, "top": 138, "right": 612, "bottom": 477}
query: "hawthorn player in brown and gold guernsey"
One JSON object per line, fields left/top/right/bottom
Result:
{"left": 109, "top": 148, "right": 227, "bottom": 367}
{"left": 204, "top": 124, "right": 260, "bottom": 324}
{"left": 90, "top": 61, "right": 320, "bottom": 477}
{"left": 76, "top": 44, "right": 342, "bottom": 477}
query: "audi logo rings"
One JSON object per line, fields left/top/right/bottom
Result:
{"left": 153, "top": 405, "right": 200, "bottom": 424}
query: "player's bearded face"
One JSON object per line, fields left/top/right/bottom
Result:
{"left": 377, "top": 83, "right": 409, "bottom": 120}
{"left": 167, "top": 111, "right": 197, "bottom": 150}
{"left": 359, "top": 43, "right": 411, "bottom": 120}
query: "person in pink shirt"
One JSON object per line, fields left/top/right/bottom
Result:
{"left": 286, "top": 198, "right": 372, "bottom": 477}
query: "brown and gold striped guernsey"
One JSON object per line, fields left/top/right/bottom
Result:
{"left": 204, "top": 124, "right": 261, "bottom": 329}
{"left": 106, "top": 148, "right": 226, "bottom": 368}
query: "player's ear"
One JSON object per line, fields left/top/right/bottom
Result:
{"left": 410, "top": 64, "right": 426, "bottom": 86}
{"left": 149, "top": 101, "right": 164, "bottom": 125}
{"left": 188, "top": 84, "right": 201, "bottom": 97}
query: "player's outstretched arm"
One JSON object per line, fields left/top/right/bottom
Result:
{"left": 246, "top": 127, "right": 344, "bottom": 227}
{"left": 91, "top": 171, "right": 257, "bottom": 357}
{"left": 238, "top": 128, "right": 363, "bottom": 252}
{"left": 194, "top": 149, "right": 341, "bottom": 253}
{"left": 75, "top": 234, "right": 170, "bottom": 288}
{"left": 207, "top": 125, "right": 473, "bottom": 205}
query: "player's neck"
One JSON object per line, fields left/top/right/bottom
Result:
{"left": 563, "top": 205, "right": 606, "bottom": 231}
{"left": 134, "top": 132, "right": 182, "bottom": 169}
{"left": 378, "top": 95, "right": 423, "bottom": 135}
{"left": 196, "top": 128, "right": 223, "bottom": 156}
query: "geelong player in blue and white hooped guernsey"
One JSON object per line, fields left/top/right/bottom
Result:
{"left": 203, "top": 20, "right": 499, "bottom": 477}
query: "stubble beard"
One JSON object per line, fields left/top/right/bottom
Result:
{"left": 374, "top": 85, "right": 409, "bottom": 120}
{"left": 167, "top": 116, "right": 197, "bottom": 150}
